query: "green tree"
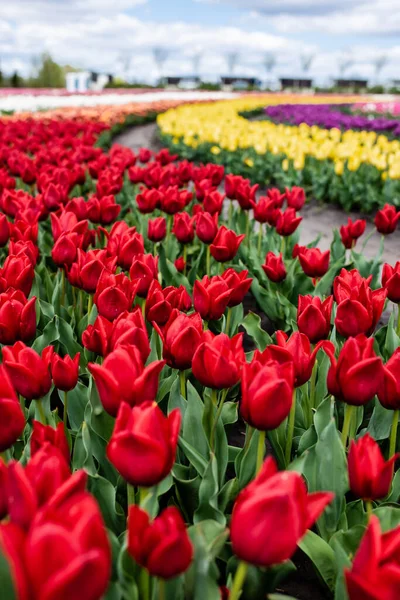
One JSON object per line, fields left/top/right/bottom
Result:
{"left": 33, "top": 52, "right": 65, "bottom": 88}
{"left": 10, "top": 71, "right": 22, "bottom": 88}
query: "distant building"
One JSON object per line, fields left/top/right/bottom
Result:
{"left": 162, "top": 76, "right": 201, "bottom": 90}
{"left": 66, "top": 71, "right": 113, "bottom": 93}
{"left": 220, "top": 76, "right": 261, "bottom": 91}
{"left": 334, "top": 79, "right": 368, "bottom": 91}
{"left": 280, "top": 78, "right": 313, "bottom": 90}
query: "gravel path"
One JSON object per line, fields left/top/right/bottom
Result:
{"left": 114, "top": 123, "right": 400, "bottom": 265}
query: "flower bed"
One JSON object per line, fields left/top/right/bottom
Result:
{"left": 0, "top": 107, "right": 399, "bottom": 600}
{"left": 157, "top": 96, "right": 400, "bottom": 212}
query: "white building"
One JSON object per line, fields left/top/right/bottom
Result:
{"left": 66, "top": 71, "right": 113, "bottom": 93}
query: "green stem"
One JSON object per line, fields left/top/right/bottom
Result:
{"left": 179, "top": 370, "right": 186, "bottom": 400}
{"left": 183, "top": 245, "right": 187, "bottom": 276}
{"left": 230, "top": 561, "right": 249, "bottom": 600}
{"left": 365, "top": 500, "right": 373, "bottom": 521}
{"left": 139, "top": 487, "right": 149, "bottom": 506}
{"left": 280, "top": 236, "right": 286, "bottom": 257}
{"left": 61, "top": 268, "right": 66, "bottom": 307}
{"left": 225, "top": 307, "right": 232, "bottom": 335}
{"left": 36, "top": 398, "right": 46, "bottom": 425}
{"left": 127, "top": 484, "right": 136, "bottom": 507}
{"left": 257, "top": 225, "right": 263, "bottom": 255}
{"left": 139, "top": 568, "right": 150, "bottom": 600}
{"left": 341, "top": 404, "right": 355, "bottom": 449}
{"left": 0, "top": 450, "right": 10, "bottom": 464}
{"left": 63, "top": 391, "right": 68, "bottom": 428}
{"left": 79, "top": 289, "right": 83, "bottom": 321}
{"left": 243, "top": 425, "right": 254, "bottom": 453}
{"left": 158, "top": 579, "right": 166, "bottom": 600}
{"left": 210, "top": 389, "right": 226, "bottom": 451}
{"left": 309, "top": 359, "right": 318, "bottom": 426}
{"left": 389, "top": 410, "right": 399, "bottom": 458}
{"left": 245, "top": 211, "right": 250, "bottom": 247}
{"left": 397, "top": 304, "right": 400, "bottom": 337}
{"left": 256, "top": 430, "right": 266, "bottom": 475}
{"left": 206, "top": 244, "right": 211, "bottom": 277}
{"left": 87, "top": 294, "right": 93, "bottom": 316}
{"left": 228, "top": 201, "right": 233, "bottom": 229}
{"left": 284, "top": 389, "right": 296, "bottom": 466}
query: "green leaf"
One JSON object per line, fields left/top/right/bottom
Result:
{"left": 182, "top": 382, "right": 209, "bottom": 459}
{"left": 194, "top": 454, "right": 225, "bottom": 525}
{"left": 367, "top": 399, "right": 393, "bottom": 441}
{"left": 298, "top": 530, "right": 337, "bottom": 591}
{"left": 0, "top": 548, "right": 16, "bottom": 600}
{"left": 241, "top": 311, "right": 272, "bottom": 350}
{"left": 178, "top": 436, "right": 208, "bottom": 477}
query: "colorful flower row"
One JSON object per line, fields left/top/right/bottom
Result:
{"left": 0, "top": 105, "right": 399, "bottom": 600}
{"left": 157, "top": 95, "right": 400, "bottom": 211}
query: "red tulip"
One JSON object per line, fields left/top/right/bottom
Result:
{"left": 378, "top": 348, "right": 400, "bottom": 410}
{"left": 139, "top": 148, "right": 152, "bottom": 163}
{"left": 174, "top": 256, "right": 185, "bottom": 272}
{"left": 145, "top": 280, "right": 176, "bottom": 325}
{"left": 0, "top": 252, "right": 35, "bottom": 296}
{"left": 251, "top": 196, "right": 281, "bottom": 225}
{"left": 108, "top": 308, "right": 150, "bottom": 362}
{"left": 382, "top": 262, "right": 400, "bottom": 304}
{"left": 285, "top": 186, "right": 306, "bottom": 210}
{"left": 3, "top": 342, "right": 52, "bottom": 401}
{"left": 210, "top": 226, "right": 245, "bottom": 263}
{"left": 136, "top": 188, "right": 161, "bottom": 214}
{"left": 82, "top": 315, "right": 112, "bottom": 357}
{"left": 129, "top": 254, "right": 158, "bottom": 298}
{"left": 106, "top": 222, "right": 144, "bottom": 271}
{"left": 345, "top": 516, "right": 400, "bottom": 600}
{"left": 51, "top": 231, "right": 82, "bottom": 267}
{"left": 68, "top": 249, "right": 116, "bottom": 293}
{"left": 230, "top": 456, "right": 333, "bottom": 566}
{"left": 154, "top": 309, "right": 203, "bottom": 370}
{"left": 0, "top": 213, "right": 9, "bottom": 247}
{"left": 30, "top": 421, "right": 70, "bottom": 466}
{"left": 160, "top": 186, "right": 190, "bottom": 214}
{"left": 261, "top": 331, "right": 329, "bottom": 387}
{"left": 107, "top": 401, "right": 180, "bottom": 486}
{"left": 193, "top": 275, "right": 232, "bottom": 321}
{"left": 221, "top": 268, "right": 252, "bottom": 307}
{"left": 297, "top": 295, "right": 333, "bottom": 343}
{"left": 192, "top": 332, "right": 245, "bottom": 389}
{"left": 89, "top": 345, "right": 165, "bottom": 417}
{"left": 225, "top": 174, "right": 242, "bottom": 199}
{"left": 240, "top": 356, "right": 294, "bottom": 430}
{"left": 0, "top": 289, "right": 36, "bottom": 345}
{"left": 87, "top": 194, "right": 121, "bottom": 225}
{"left": 0, "top": 364, "right": 25, "bottom": 452}
{"left": 173, "top": 212, "right": 195, "bottom": 244}
{"left": 50, "top": 352, "right": 80, "bottom": 392}
{"left": 128, "top": 505, "right": 193, "bottom": 579}
{"left": 0, "top": 459, "right": 8, "bottom": 519}
{"left": 196, "top": 211, "right": 218, "bottom": 244}
{"left": 24, "top": 471, "right": 111, "bottom": 600}
{"left": 334, "top": 268, "right": 387, "bottom": 338}
{"left": 203, "top": 190, "right": 225, "bottom": 215}
{"left": 297, "top": 247, "right": 330, "bottom": 278}
{"left": 374, "top": 204, "right": 400, "bottom": 235}
{"left": 266, "top": 188, "right": 286, "bottom": 207}
{"left": 195, "top": 179, "right": 216, "bottom": 201}
{"left": 0, "top": 523, "right": 29, "bottom": 600}
{"left": 235, "top": 180, "right": 258, "bottom": 211}
{"left": 262, "top": 252, "right": 286, "bottom": 283}
{"left": 275, "top": 208, "right": 302, "bottom": 236}
{"left": 148, "top": 217, "right": 166, "bottom": 242}
{"left": 340, "top": 217, "right": 366, "bottom": 249}
{"left": 326, "top": 334, "right": 383, "bottom": 406}
{"left": 348, "top": 433, "right": 397, "bottom": 501}
{"left": 94, "top": 271, "right": 138, "bottom": 321}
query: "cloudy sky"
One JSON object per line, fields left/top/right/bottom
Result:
{"left": 1, "top": 0, "right": 400, "bottom": 84}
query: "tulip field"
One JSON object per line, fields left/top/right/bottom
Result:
{"left": 0, "top": 92, "right": 400, "bottom": 600}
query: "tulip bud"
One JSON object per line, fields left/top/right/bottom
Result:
{"left": 148, "top": 217, "right": 166, "bottom": 242}
{"left": 210, "top": 226, "right": 245, "bottom": 263}
{"left": 192, "top": 332, "right": 245, "bottom": 389}
{"left": 262, "top": 252, "right": 286, "bottom": 283}
{"left": 297, "top": 295, "right": 333, "bottom": 343}
{"left": 154, "top": 309, "right": 203, "bottom": 370}
{"left": 128, "top": 505, "right": 193, "bottom": 579}
{"left": 374, "top": 204, "right": 400, "bottom": 235}
{"left": 107, "top": 401, "right": 180, "bottom": 486}
{"left": 193, "top": 275, "right": 232, "bottom": 321}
